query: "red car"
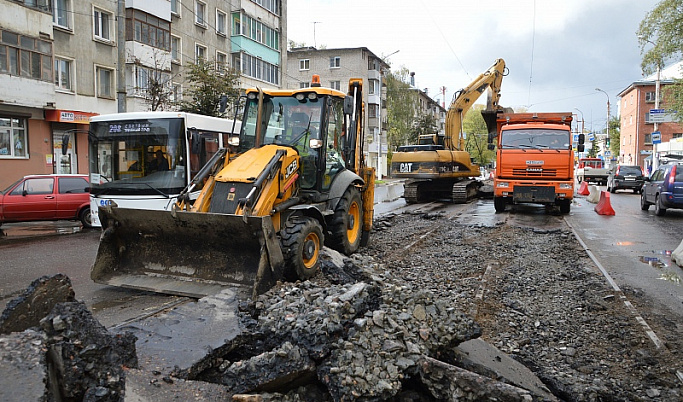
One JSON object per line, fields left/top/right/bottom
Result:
{"left": 0, "top": 174, "right": 92, "bottom": 228}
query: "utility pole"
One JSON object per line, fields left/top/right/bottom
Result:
{"left": 117, "top": 0, "right": 126, "bottom": 113}
{"left": 652, "top": 62, "right": 661, "bottom": 171}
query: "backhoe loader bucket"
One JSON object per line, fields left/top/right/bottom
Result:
{"left": 91, "top": 207, "right": 285, "bottom": 299}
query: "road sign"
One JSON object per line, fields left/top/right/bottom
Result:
{"left": 649, "top": 109, "right": 665, "bottom": 123}
{"left": 651, "top": 131, "right": 661, "bottom": 144}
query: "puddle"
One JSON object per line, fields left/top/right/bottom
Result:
{"left": 639, "top": 256, "right": 667, "bottom": 268}
{"left": 659, "top": 272, "right": 682, "bottom": 285}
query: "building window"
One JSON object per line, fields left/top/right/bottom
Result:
{"left": 645, "top": 91, "right": 662, "bottom": 103}
{"left": 369, "top": 79, "right": 379, "bottom": 95}
{"left": 231, "top": 12, "right": 279, "bottom": 50}
{"left": 368, "top": 104, "right": 379, "bottom": 118}
{"left": 644, "top": 133, "right": 652, "bottom": 145}
{"left": 0, "top": 30, "right": 52, "bottom": 82}
{"left": 329, "top": 56, "right": 340, "bottom": 68}
{"left": 54, "top": 57, "right": 73, "bottom": 91}
{"left": 135, "top": 65, "right": 149, "bottom": 93}
{"left": 171, "top": 35, "right": 181, "bottom": 64}
{"left": 195, "top": 43, "right": 207, "bottom": 62}
{"left": 216, "top": 51, "right": 227, "bottom": 72}
{"left": 299, "top": 59, "right": 309, "bottom": 71}
{"left": 94, "top": 7, "right": 113, "bottom": 41}
{"left": 250, "top": 0, "right": 280, "bottom": 15}
{"left": 171, "top": 83, "right": 182, "bottom": 104}
{"left": 96, "top": 66, "right": 114, "bottom": 98}
{"left": 299, "top": 82, "right": 310, "bottom": 89}
{"left": 126, "top": 10, "right": 171, "bottom": 51}
{"left": 195, "top": 1, "right": 206, "bottom": 26}
{"left": 53, "top": 0, "right": 71, "bottom": 29}
{"left": 171, "top": 0, "right": 180, "bottom": 16}
{"left": 330, "top": 81, "right": 340, "bottom": 90}
{"left": 233, "top": 52, "right": 279, "bottom": 85}
{"left": 0, "top": 117, "right": 27, "bottom": 158}
{"left": 216, "top": 10, "right": 227, "bottom": 36}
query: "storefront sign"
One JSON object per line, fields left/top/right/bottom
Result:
{"left": 44, "top": 110, "right": 98, "bottom": 124}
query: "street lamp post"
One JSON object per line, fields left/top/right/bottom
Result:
{"left": 640, "top": 36, "right": 663, "bottom": 171}
{"left": 573, "top": 107, "right": 584, "bottom": 139}
{"left": 595, "top": 88, "right": 610, "bottom": 163}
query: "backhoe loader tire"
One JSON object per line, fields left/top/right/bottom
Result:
{"left": 328, "top": 186, "right": 363, "bottom": 255}
{"left": 281, "top": 216, "right": 324, "bottom": 281}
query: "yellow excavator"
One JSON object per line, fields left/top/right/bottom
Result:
{"left": 390, "top": 59, "right": 507, "bottom": 203}
{"left": 91, "top": 76, "right": 374, "bottom": 298}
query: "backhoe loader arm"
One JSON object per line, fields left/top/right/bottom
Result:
{"left": 445, "top": 58, "right": 506, "bottom": 151}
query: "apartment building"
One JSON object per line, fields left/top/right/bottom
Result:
{"left": 286, "top": 47, "right": 389, "bottom": 178}
{"left": 618, "top": 61, "right": 683, "bottom": 171}
{"left": 0, "top": 0, "right": 286, "bottom": 189}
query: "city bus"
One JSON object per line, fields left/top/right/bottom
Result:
{"left": 88, "top": 111, "right": 240, "bottom": 227}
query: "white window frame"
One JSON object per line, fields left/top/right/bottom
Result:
{"left": 171, "top": 0, "right": 180, "bottom": 16}
{"left": 0, "top": 117, "right": 28, "bottom": 159}
{"left": 216, "top": 9, "right": 227, "bottom": 36}
{"left": 299, "top": 82, "right": 310, "bottom": 89}
{"left": 53, "top": 0, "right": 72, "bottom": 30}
{"left": 93, "top": 6, "right": 113, "bottom": 42}
{"left": 368, "top": 79, "right": 379, "bottom": 95}
{"left": 329, "top": 56, "right": 340, "bottom": 69}
{"left": 330, "top": 81, "right": 340, "bottom": 91}
{"left": 195, "top": 0, "right": 206, "bottom": 27}
{"left": 171, "top": 35, "right": 181, "bottom": 64}
{"left": 95, "top": 65, "right": 114, "bottom": 98}
{"left": 135, "top": 65, "right": 150, "bottom": 94}
{"left": 54, "top": 56, "right": 74, "bottom": 92}
{"left": 299, "top": 59, "right": 309, "bottom": 71}
{"left": 195, "top": 43, "right": 207, "bottom": 62}
{"left": 216, "top": 51, "right": 227, "bottom": 72}
{"left": 171, "top": 82, "right": 182, "bottom": 104}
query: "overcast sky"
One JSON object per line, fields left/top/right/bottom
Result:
{"left": 286, "top": 0, "right": 662, "bottom": 133}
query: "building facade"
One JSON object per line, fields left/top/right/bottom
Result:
{"left": 0, "top": 0, "right": 286, "bottom": 189}
{"left": 286, "top": 47, "right": 389, "bottom": 178}
{"left": 618, "top": 61, "right": 683, "bottom": 172}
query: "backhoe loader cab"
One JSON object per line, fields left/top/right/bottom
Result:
{"left": 91, "top": 77, "right": 375, "bottom": 299}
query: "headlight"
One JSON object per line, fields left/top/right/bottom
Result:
{"left": 559, "top": 183, "right": 573, "bottom": 189}
{"left": 496, "top": 182, "right": 509, "bottom": 188}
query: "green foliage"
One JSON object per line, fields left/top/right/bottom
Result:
{"left": 386, "top": 67, "right": 418, "bottom": 148}
{"left": 638, "top": 1, "right": 683, "bottom": 122}
{"left": 412, "top": 113, "right": 438, "bottom": 137}
{"left": 609, "top": 115, "right": 621, "bottom": 157}
{"left": 462, "top": 105, "right": 495, "bottom": 166}
{"left": 179, "top": 58, "right": 241, "bottom": 117}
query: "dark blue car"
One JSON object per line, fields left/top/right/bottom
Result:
{"left": 641, "top": 162, "right": 683, "bottom": 216}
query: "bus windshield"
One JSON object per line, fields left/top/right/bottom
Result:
{"left": 500, "top": 129, "right": 570, "bottom": 150}
{"left": 89, "top": 118, "right": 187, "bottom": 196}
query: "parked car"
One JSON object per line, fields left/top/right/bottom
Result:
{"left": 607, "top": 165, "right": 645, "bottom": 194}
{"left": 0, "top": 174, "right": 92, "bottom": 227}
{"left": 641, "top": 162, "right": 683, "bottom": 216}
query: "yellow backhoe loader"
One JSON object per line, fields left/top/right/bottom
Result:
{"left": 390, "top": 59, "right": 507, "bottom": 203}
{"left": 91, "top": 76, "right": 374, "bottom": 298}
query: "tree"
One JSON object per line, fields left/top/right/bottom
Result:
{"left": 138, "top": 50, "right": 176, "bottom": 111}
{"left": 462, "top": 105, "right": 495, "bottom": 166}
{"left": 179, "top": 58, "right": 241, "bottom": 117}
{"left": 412, "top": 113, "right": 438, "bottom": 137}
{"left": 385, "top": 67, "right": 418, "bottom": 149}
{"left": 637, "top": 0, "right": 683, "bottom": 122}
{"left": 609, "top": 115, "right": 621, "bottom": 158}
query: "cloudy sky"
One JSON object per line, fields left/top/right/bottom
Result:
{"left": 286, "top": 0, "right": 662, "bottom": 133}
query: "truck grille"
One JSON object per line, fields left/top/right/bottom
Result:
{"left": 512, "top": 169, "right": 557, "bottom": 177}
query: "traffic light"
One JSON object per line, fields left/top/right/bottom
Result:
{"left": 606, "top": 138, "right": 610, "bottom": 147}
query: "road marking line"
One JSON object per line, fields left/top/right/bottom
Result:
{"left": 564, "top": 218, "right": 666, "bottom": 350}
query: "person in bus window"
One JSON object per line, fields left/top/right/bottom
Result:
{"left": 149, "top": 150, "right": 169, "bottom": 172}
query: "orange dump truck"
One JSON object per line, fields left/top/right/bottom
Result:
{"left": 486, "top": 112, "right": 584, "bottom": 214}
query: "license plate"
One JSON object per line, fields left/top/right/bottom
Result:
{"left": 625, "top": 177, "right": 635, "bottom": 181}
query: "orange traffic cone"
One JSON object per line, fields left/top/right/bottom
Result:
{"left": 594, "top": 191, "right": 616, "bottom": 216}
{"left": 578, "top": 181, "right": 590, "bottom": 195}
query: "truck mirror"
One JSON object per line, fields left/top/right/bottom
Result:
{"left": 487, "top": 132, "right": 496, "bottom": 144}
{"left": 343, "top": 95, "right": 354, "bottom": 115}
{"left": 190, "top": 129, "right": 201, "bottom": 153}
{"left": 487, "top": 144, "right": 495, "bottom": 151}
{"left": 219, "top": 95, "right": 228, "bottom": 114}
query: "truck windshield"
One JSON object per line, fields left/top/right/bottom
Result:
{"left": 89, "top": 118, "right": 186, "bottom": 196}
{"left": 501, "top": 129, "right": 570, "bottom": 150}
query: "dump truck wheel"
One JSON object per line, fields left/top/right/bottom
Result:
{"left": 281, "top": 216, "right": 324, "bottom": 281}
{"left": 328, "top": 187, "right": 363, "bottom": 255}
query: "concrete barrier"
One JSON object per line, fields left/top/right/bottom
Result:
{"left": 586, "top": 185, "right": 600, "bottom": 204}
{"left": 374, "top": 181, "right": 404, "bottom": 204}
{"left": 672, "top": 239, "right": 683, "bottom": 267}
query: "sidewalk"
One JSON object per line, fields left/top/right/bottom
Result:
{"left": 0, "top": 221, "right": 85, "bottom": 243}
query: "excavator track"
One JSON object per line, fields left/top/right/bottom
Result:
{"left": 451, "top": 179, "right": 482, "bottom": 204}
{"left": 404, "top": 182, "right": 421, "bottom": 204}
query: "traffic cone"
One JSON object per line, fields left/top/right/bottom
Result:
{"left": 594, "top": 191, "right": 616, "bottom": 216}
{"left": 578, "top": 181, "right": 590, "bottom": 195}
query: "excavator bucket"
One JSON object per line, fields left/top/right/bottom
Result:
{"left": 91, "top": 206, "right": 285, "bottom": 299}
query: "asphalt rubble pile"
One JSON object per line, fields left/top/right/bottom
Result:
{"left": 0, "top": 274, "right": 137, "bottom": 402}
